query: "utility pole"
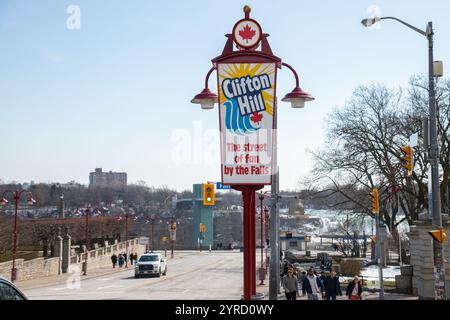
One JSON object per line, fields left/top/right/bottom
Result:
{"left": 375, "top": 213, "right": 385, "bottom": 300}
{"left": 269, "top": 171, "right": 280, "bottom": 300}
{"left": 427, "top": 22, "right": 447, "bottom": 300}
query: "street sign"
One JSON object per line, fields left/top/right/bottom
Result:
{"left": 139, "top": 237, "right": 150, "bottom": 245}
{"left": 216, "top": 182, "right": 231, "bottom": 190}
{"left": 429, "top": 229, "right": 447, "bottom": 243}
{"left": 218, "top": 62, "right": 276, "bottom": 185}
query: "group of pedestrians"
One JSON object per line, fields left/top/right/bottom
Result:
{"left": 110, "top": 252, "right": 138, "bottom": 268}
{"left": 282, "top": 265, "right": 362, "bottom": 301}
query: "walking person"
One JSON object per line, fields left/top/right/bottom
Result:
{"left": 111, "top": 253, "right": 118, "bottom": 268}
{"left": 302, "top": 268, "right": 324, "bottom": 300}
{"left": 346, "top": 276, "right": 363, "bottom": 300}
{"left": 130, "top": 253, "right": 134, "bottom": 265}
{"left": 133, "top": 252, "right": 138, "bottom": 262}
{"left": 118, "top": 254, "right": 124, "bottom": 268}
{"left": 324, "top": 271, "right": 342, "bottom": 300}
{"left": 282, "top": 266, "right": 299, "bottom": 301}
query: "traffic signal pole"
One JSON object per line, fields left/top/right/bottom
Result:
{"left": 427, "top": 22, "right": 447, "bottom": 300}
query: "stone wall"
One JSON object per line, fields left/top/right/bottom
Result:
{"left": 407, "top": 214, "right": 450, "bottom": 299}
{"left": 0, "top": 257, "right": 60, "bottom": 281}
{"left": 70, "top": 238, "right": 146, "bottom": 271}
{"left": 0, "top": 237, "right": 145, "bottom": 282}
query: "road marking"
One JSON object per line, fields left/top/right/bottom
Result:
{"left": 97, "top": 285, "right": 123, "bottom": 290}
{"left": 97, "top": 277, "right": 115, "bottom": 281}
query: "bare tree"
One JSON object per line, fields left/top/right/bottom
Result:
{"left": 306, "top": 77, "right": 450, "bottom": 261}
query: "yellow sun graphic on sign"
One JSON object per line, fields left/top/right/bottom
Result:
{"left": 218, "top": 63, "right": 275, "bottom": 116}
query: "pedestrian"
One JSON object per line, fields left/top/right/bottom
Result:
{"left": 324, "top": 271, "right": 342, "bottom": 300}
{"left": 111, "top": 253, "right": 118, "bottom": 268}
{"left": 134, "top": 252, "right": 138, "bottom": 262}
{"left": 130, "top": 253, "right": 134, "bottom": 265}
{"left": 282, "top": 266, "right": 298, "bottom": 301}
{"left": 118, "top": 254, "right": 124, "bottom": 268}
{"left": 123, "top": 252, "right": 127, "bottom": 263}
{"left": 346, "top": 276, "right": 362, "bottom": 300}
{"left": 302, "top": 268, "right": 324, "bottom": 300}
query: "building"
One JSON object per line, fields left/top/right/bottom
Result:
{"left": 89, "top": 168, "right": 127, "bottom": 188}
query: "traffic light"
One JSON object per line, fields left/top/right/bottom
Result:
{"left": 203, "top": 183, "right": 215, "bottom": 206}
{"left": 370, "top": 188, "right": 379, "bottom": 214}
{"left": 401, "top": 146, "right": 413, "bottom": 176}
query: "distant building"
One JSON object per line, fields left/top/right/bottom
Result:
{"left": 89, "top": 168, "right": 127, "bottom": 188}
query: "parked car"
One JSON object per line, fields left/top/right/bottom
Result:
{"left": 0, "top": 276, "right": 27, "bottom": 300}
{"left": 134, "top": 253, "right": 167, "bottom": 278}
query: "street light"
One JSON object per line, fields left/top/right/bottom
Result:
{"left": 192, "top": 6, "right": 313, "bottom": 300}
{"left": 190, "top": 67, "right": 218, "bottom": 110}
{"left": 0, "top": 190, "right": 36, "bottom": 282}
{"left": 83, "top": 205, "right": 101, "bottom": 275}
{"left": 281, "top": 63, "right": 315, "bottom": 108}
{"left": 361, "top": 15, "right": 446, "bottom": 300}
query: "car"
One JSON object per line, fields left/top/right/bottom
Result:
{"left": 134, "top": 253, "right": 167, "bottom": 278}
{"left": 0, "top": 276, "right": 27, "bottom": 300}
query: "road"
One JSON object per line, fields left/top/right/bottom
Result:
{"left": 22, "top": 251, "right": 260, "bottom": 300}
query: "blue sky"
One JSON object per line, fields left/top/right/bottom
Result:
{"left": 1, "top": 0, "right": 450, "bottom": 191}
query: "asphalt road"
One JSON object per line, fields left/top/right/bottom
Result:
{"left": 24, "top": 251, "right": 250, "bottom": 300}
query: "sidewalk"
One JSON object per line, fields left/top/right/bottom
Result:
{"left": 15, "top": 265, "right": 132, "bottom": 291}
{"left": 276, "top": 291, "right": 418, "bottom": 300}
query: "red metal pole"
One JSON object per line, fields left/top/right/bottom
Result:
{"left": 242, "top": 187, "right": 252, "bottom": 300}
{"left": 11, "top": 191, "right": 19, "bottom": 282}
{"left": 125, "top": 212, "right": 129, "bottom": 268}
{"left": 260, "top": 196, "right": 264, "bottom": 269}
{"left": 84, "top": 207, "right": 89, "bottom": 275}
{"left": 265, "top": 208, "right": 269, "bottom": 271}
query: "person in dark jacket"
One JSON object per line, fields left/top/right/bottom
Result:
{"left": 302, "top": 268, "right": 324, "bottom": 300}
{"left": 111, "top": 253, "right": 118, "bottom": 268}
{"left": 346, "top": 276, "right": 362, "bottom": 300}
{"left": 324, "top": 271, "right": 342, "bottom": 300}
{"left": 129, "top": 253, "right": 134, "bottom": 265}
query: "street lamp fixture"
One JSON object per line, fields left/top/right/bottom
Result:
{"left": 191, "top": 67, "right": 218, "bottom": 109}
{"left": 281, "top": 62, "right": 315, "bottom": 108}
{"left": 0, "top": 189, "right": 36, "bottom": 282}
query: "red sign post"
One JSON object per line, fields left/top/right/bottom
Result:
{"left": 191, "top": 6, "right": 313, "bottom": 300}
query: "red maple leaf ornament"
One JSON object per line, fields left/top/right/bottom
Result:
{"left": 239, "top": 24, "right": 256, "bottom": 43}
{"left": 250, "top": 112, "right": 263, "bottom": 124}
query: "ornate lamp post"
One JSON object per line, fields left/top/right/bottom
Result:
{"left": 83, "top": 205, "right": 101, "bottom": 275}
{"left": 191, "top": 6, "right": 313, "bottom": 300}
{"left": 0, "top": 190, "right": 36, "bottom": 282}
